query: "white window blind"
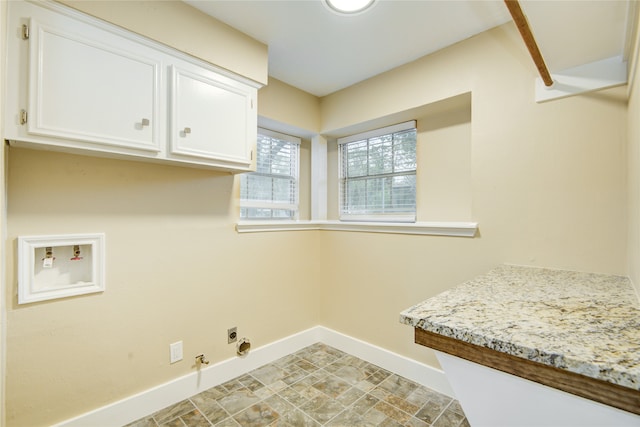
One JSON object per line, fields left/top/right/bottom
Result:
{"left": 338, "top": 121, "right": 417, "bottom": 222}
{"left": 240, "top": 128, "right": 300, "bottom": 220}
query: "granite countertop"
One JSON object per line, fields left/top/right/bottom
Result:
{"left": 400, "top": 264, "right": 640, "bottom": 390}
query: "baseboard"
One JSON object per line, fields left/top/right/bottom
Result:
{"left": 316, "top": 326, "right": 454, "bottom": 397}
{"left": 54, "top": 326, "right": 451, "bottom": 427}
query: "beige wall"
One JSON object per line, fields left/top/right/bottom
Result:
{"left": 1, "top": 0, "right": 8, "bottom": 424}
{"left": 5, "top": 149, "right": 323, "bottom": 426}
{"left": 628, "top": 5, "right": 640, "bottom": 296}
{"left": 259, "top": 78, "right": 321, "bottom": 135}
{"left": 319, "top": 24, "right": 628, "bottom": 368}
{"left": 417, "top": 107, "right": 472, "bottom": 222}
{"left": 2, "top": 3, "right": 634, "bottom": 427}
{"left": 2, "top": 2, "right": 316, "bottom": 426}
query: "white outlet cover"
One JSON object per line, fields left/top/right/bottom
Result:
{"left": 170, "top": 341, "right": 183, "bottom": 364}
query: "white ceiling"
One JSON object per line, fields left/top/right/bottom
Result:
{"left": 185, "top": 0, "right": 631, "bottom": 97}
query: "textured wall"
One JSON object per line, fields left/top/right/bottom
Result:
{"left": 2, "top": 4, "right": 633, "bottom": 427}
{"left": 627, "top": 6, "right": 640, "bottom": 296}
{"left": 3, "top": 2, "right": 312, "bottom": 426}
{"left": 319, "top": 24, "right": 628, "bottom": 369}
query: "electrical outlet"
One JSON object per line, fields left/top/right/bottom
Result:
{"left": 228, "top": 327, "right": 237, "bottom": 344}
{"left": 170, "top": 341, "right": 183, "bottom": 364}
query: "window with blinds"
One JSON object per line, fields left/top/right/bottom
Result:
{"left": 240, "top": 128, "right": 300, "bottom": 220}
{"left": 338, "top": 121, "right": 417, "bottom": 222}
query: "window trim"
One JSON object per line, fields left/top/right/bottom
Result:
{"left": 236, "top": 118, "right": 480, "bottom": 237}
{"left": 338, "top": 120, "right": 417, "bottom": 222}
{"left": 239, "top": 128, "right": 301, "bottom": 220}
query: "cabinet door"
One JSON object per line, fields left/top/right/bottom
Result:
{"left": 170, "top": 65, "right": 254, "bottom": 169}
{"left": 28, "top": 19, "right": 161, "bottom": 152}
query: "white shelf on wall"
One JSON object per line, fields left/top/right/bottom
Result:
{"left": 236, "top": 220, "right": 478, "bottom": 237}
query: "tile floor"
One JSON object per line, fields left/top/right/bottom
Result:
{"left": 127, "top": 343, "right": 469, "bottom": 427}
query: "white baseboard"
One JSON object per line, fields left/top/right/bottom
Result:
{"left": 317, "top": 327, "right": 453, "bottom": 397}
{"left": 54, "top": 326, "right": 451, "bottom": 427}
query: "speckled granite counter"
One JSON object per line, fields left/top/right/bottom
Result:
{"left": 400, "top": 264, "right": 640, "bottom": 391}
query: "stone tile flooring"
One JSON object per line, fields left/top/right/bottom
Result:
{"left": 126, "top": 343, "right": 469, "bottom": 427}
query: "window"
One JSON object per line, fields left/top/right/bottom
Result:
{"left": 240, "top": 128, "right": 301, "bottom": 220}
{"left": 338, "top": 121, "right": 417, "bottom": 222}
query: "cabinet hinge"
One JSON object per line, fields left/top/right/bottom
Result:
{"left": 20, "top": 110, "right": 28, "bottom": 125}
{"left": 21, "top": 24, "right": 29, "bottom": 40}
{"left": 250, "top": 150, "right": 253, "bottom": 160}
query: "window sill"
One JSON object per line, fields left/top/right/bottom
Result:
{"left": 235, "top": 220, "right": 478, "bottom": 237}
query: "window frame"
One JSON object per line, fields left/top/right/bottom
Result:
{"left": 239, "top": 128, "right": 301, "bottom": 220}
{"left": 338, "top": 120, "right": 417, "bottom": 223}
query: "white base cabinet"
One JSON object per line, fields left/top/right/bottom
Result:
{"left": 436, "top": 352, "right": 640, "bottom": 427}
{"left": 5, "top": 0, "right": 259, "bottom": 172}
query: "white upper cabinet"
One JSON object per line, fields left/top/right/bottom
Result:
{"left": 28, "top": 19, "right": 161, "bottom": 152}
{"left": 5, "top": 0, "right": 259, "bottom": 172}
{"left": 170, "top": 65, "right": 253, "bottom": 165}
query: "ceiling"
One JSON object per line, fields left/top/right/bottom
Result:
{"left": 185, "top": 0, "right": 631, "bottom": 97}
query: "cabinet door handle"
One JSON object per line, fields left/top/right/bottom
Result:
{"left": 184, "top": 127, "right": 191, "bottom": 135}
{"left": 141, "top": 118, "right": 150, "bottom": 126}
